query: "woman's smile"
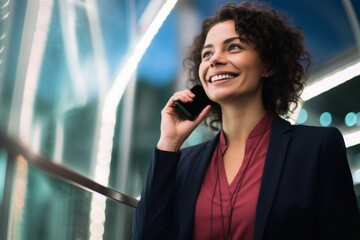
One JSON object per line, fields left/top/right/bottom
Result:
{"left": 208, "top": 72, "right": 238, "bottom": 83}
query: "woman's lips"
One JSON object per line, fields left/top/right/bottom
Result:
{"left": 208, "top": 73, "right": 238, "bottom": 83}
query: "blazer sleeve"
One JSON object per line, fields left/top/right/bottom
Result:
{"left": 316, "top": 127, "right": 360, "bottom": 239}
{"left": 132, "top": 148, "right": 180, "bottom": 240}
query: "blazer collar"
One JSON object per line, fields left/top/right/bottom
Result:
{"left": 254, "top": 117, "right": 292, "bottom": 240}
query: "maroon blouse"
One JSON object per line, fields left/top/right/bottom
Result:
{"left": 194, "top": 114, "right": 273, "bottom": 240}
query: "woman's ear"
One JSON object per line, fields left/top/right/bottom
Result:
{"left": 262, "top": 66, "right": 275, "bottom": 78}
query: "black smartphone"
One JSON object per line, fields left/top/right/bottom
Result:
{"left": 173, "top": 85, "right": 213, "bottom": 120}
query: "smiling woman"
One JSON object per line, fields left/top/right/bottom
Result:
{"left": 132, "top": 2, "right": 360, "bottom": 240}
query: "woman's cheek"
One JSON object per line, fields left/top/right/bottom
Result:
{"left": 198, "top": 64, "right": 206, "bottom": 83}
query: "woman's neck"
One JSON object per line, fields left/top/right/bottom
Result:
{"left": 221, "top": 101, "right": 267, "bottom": 145}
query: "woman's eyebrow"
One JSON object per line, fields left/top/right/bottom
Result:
{"left": 202, "top": 36, "right": 240, "bottom": 50}
{"left": 224, "top": 36, "right": 240, "bottom": 44}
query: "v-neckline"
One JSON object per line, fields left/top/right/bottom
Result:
{"left": 217, "top": 114, "right": 273, "bottom": 192}
{"left": 218, "top": 143, "right": 250, "bottom": 193}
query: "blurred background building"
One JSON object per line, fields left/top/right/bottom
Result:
{"left": 0, "top": 0, "right": 359, "bottom": 239}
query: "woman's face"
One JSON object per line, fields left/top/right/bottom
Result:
{"left": 198, "top": 20, "right": 268, "bottom": 105}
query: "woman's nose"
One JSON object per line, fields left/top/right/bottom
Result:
{"left": 210, "top": 51, "right": 226, "bottom": 67}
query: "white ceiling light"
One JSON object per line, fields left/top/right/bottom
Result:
{"left": 343, "top": 128, "right": 360, "bottom": 148}
{"left": 301, "top": 59, "right": 360, "bottom": 101}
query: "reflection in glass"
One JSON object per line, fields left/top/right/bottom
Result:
{"left": 3, "top": 153, "right": 135, "bottom": 240}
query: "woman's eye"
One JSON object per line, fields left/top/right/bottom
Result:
{"left": 202, "top": 51, "right": 212, "bottom": 60}
{"left": 228, "top": 44, "right": 242, "bottom": 51}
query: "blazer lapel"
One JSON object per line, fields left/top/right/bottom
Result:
{"left": 254, "top": 117, "right": 292, "bottom": 240}
{"left": 176, "top": 133, "right": 220, "bottom": 240}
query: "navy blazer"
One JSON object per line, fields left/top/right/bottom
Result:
{"left": 133, "top": 117, "right": 360, "bottom": 239}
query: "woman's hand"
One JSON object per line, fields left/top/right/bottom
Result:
{"left": 157, "top": 89, "right": 211, "bottom": 152}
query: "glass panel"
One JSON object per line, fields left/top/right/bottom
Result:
{"left": 0, "top": 0, "right": 134, "bottom": 194}
{"left": 352, "top": 0, "right": 360, "bottom": 14}
{"left": 0, "top": 149, "right": 7, "bottom": 206}
{"left": 0, "top": 0, "right": 27, "bottom": 130}
{"left": 0, "top": 147, "right": 14, "bottom": 240}
{"left": 135, "top": 0, "right": 151, "bottom": 20}
{"left": 3, "top": 153, "right": 135, "bottom": 240}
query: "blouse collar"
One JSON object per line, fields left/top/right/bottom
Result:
{"left": 219, "top": 113, "right": 273, "bottom": 152}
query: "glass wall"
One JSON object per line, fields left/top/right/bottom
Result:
{"left": 0, "top": 144, "right": 136, "bottom": 240}
{"left": 0, "top": 0, "right": 151, "bottom": 239}
{"left": 0, "top": 0, "right": 151, "bottom": 196}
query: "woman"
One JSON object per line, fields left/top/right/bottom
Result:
{"left": 133, "top": 2, "right": 360, "bottom": 240}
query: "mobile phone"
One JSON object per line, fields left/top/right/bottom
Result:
{"left": 173, "top": 85, "right": 213, "bottom": 120}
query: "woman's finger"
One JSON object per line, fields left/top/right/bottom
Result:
{"left": 164, "top": 90, "right": 195, "bottom": 107}
{"left": 193, "top": 105, "right": 211, "bottom": 125}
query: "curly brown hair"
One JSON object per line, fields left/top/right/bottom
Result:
{"left": 184, "top": 2, "right": 311, "bottom": 130}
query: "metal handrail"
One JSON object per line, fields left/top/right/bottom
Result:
{"left": 0, "top": 130, "right": 139, "bottom": 208}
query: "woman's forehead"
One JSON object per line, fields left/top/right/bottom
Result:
{"left": 204, "top": 21, "right": 251, "bottom": 47}
{"left": 205, "top": 21, "right": 237, "bottom": 42}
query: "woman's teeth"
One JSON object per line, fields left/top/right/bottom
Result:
{"left": 210, "top": 74, "right": 235, "bottom": 82}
